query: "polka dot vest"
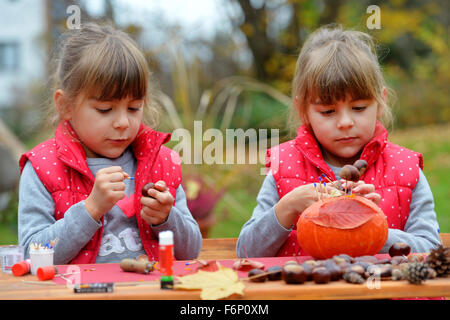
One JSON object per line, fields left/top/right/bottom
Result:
{"left": 19, "top": 121, "right": 183, "bottom": 264}
{"left": 266, "top": 122, "right": 423, "bottom": 257}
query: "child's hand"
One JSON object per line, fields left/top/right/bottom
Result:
{"left": 275, "top": 183, "right": 330, "bottom": 229}
{"left": 140, "top": 180, "right": 174, "bottom": 226}
{"left": 84, "top": 166, "right": 127, "bottom": 221}
{"left": 342, "top": 180, "right": 381, "bottom": 205}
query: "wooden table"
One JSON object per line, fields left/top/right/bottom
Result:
{"left": 2, "top": 236, "right": 449, "bottom": 300}
{"left": 1, "top": 259, "right": 449, "bottom": 300}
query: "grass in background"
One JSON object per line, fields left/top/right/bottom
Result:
{"left": 390, "top": 123, "right": 450, "bottom": 233}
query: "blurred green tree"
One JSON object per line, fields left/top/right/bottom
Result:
{"left": 227, "top": 0, "right": 449, "bottom": 127}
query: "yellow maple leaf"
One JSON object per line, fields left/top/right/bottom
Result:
{"left": 175, "top": 264, "right": 245, "bottom": 300}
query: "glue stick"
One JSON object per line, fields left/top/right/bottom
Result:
{"left": 158, "top": 231, "right": 174, "bottom": 289}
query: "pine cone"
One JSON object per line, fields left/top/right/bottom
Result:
{"left": 405, "top": 262, "right": 429, "bottom": 284}
{"left": 426, "top": 245, "right": 450, "bottom": 277}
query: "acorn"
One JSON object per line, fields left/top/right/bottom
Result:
{"left": 141, "top": 182, "right": 155, "bottom": 197}
{"left": 339, "top": 164, "right": 360, "bottom": 182}
{"left": 389, "top": 242, "right": 411, "bottom": 257}
{"left": 282, "top": 264, "right": 307, "bottom": 284}
{"left": 353, "top": 159, "right": 368, "bottom": 175}
{"left": 248, "top": 268, "right": 267, "bottom": 282}
{"left": 312, "top": 267, "right": 331, "bottom": 284}
{"left": 266, "top": 266, "right": 283, "bottom": 281}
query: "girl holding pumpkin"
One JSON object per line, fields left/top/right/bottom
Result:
{"left": 237, "top": 25, "right": 441, "bottom": 258}
{"left": 18, "top": 24, "right": 202, "bottom": 264}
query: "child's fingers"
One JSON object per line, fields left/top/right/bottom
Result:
{"left": 141, "top": 191, "right": 173, "bottom": 208}
{"left": 140, "top": 206, "right": 168, "bottom": 225}
{"left": 100, "top": 166, "right": 124, "bottom": 174}
{"left": 97, "top": 166, "right": 130, "bottom": 181}
{"left": 109, "top": 182, "right": 126, "bottom": 191}
{"left": 107, "top": 172, "right": 128, "bottom": 182}
{"left": 363, "top": 192, "right": 381, "bottom": 205}
{"left": 153, "top": 180, "right": 167, "bottom": 192}
{"left": 352, "top": 183, "right": 375, "bottom": 194}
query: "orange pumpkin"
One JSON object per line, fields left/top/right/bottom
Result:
{"left": 297, "top": 195, "right": 388, "bottom": 259}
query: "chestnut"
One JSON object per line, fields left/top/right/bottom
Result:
{"left": 343, "top": 271, "right": 365, "bottom": 284}
{"left": 352, "top": 261, "right": 371, "bottom": 271}
{"left": 312, "top": 267, "right": 331, "bottom": 284}
{"left": 323, "top": 260, "right": 343, "bottom": 281}
{"left": 336, "top": 261, "right": 351, "bottom": 272}
{"left": 353, "top": 159, "right": 368, "bottom": 175}
{"left": 344, "top": 264, "right": 366, "bottom": 277}
{"left": 374, "top": 258, "right": 391, "bottom": 265}
{"left": 282, "top": 264, "right": 307, "bottom": 284}
{"left": 266, "top": 266, "right": 283, "bottom": 281}
{"left": 284, "top": 260, "right": 299, "bottom": 267}
{"left": 141, "top": 182, "right": 155, "bottom": 197}
{"left": 248, "top": 268, "right": 267, "bottom": 282}
{"left": 388, "top": 242, "right": 411, "bottom": 257}
{"left": 354, "top": 255, "right": 378, "bottom": 264}
{"left": 300, "top": 262, "right": 314, "bottom": 281}
{"left": 390, "top": 255, "right": 408, "bottom": 265}
{"left": 339, "top": 164, "right": 360, "bottom": 182}
{"left": 391, "top": 268, "right": 405, "bottom": 281}
{"left": 333, "top": 254, "right": 353, "bottom": 263}
{"left": 408, "top": 253, "right": 424, "bottom": 263}
{"left": 365, "top": 264, "right": 392, "bottom": 278}
{"left": 303, "top": 259, "right": 320, "bottom": 268}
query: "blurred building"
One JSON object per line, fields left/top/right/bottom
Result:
{"left": 0, "top": 0, "right": 48, "bottom": 109}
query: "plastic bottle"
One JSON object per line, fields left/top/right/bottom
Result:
{"left": 158, "top": 231, "right": 174, "bottom": 289}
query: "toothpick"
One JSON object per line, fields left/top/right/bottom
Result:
{"left": 123, "top": 172, "right": 134, "bottom": 180}
{"left": 314, "top": 183, "right": 320, "bottom": 201}
{"left": 242, "top": 245, "right": 249, "bottom": 259}
{"left": 321, "top": 173, "right": 333, "bottom": 184}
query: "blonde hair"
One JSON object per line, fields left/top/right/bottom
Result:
{"left": 48, "top": 23, "right": 159, "bottom": 127}
{"left": 290, "top": 25, "right": 393, "bottom": 132}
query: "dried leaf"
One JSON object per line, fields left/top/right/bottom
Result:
{"left": 175, "top": 264, "right": 245, "bottom": 300}
{"left": 195, "top": 260, "right": 220, "bottom": 272}
{"left": 307, "top": 197, "right": 375, "bottom": 229}
{"left": 232, "top": 258, "right": 265, "bottom": 271}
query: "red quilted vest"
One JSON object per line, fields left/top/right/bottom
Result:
{"left": 266, "top": 122, "right": 423, "bottom": 257}
{"left": 19, "top": 121, "right": 183, "bottom": 264}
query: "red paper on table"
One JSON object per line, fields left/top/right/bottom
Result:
{"left": 51, "top": 255, "right": 391, "bottom": 285}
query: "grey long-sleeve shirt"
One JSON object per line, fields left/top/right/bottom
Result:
{"left": 18, "top": 148, "right": 202, "bottom": 264}
{"left": 237, "top": 168, "right": 441, "bottom": 258}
